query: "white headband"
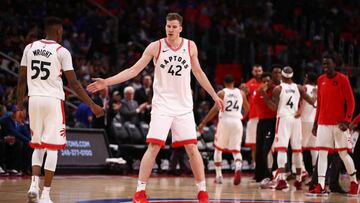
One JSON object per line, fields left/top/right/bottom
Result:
{"left": 281, "top": 70, "right": 293, "bottom": 78}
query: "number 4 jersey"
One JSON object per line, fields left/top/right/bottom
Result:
{"left": 152, "top": 38, "right": 192, "bottom": 116}
{"left": 219, "top": 88, "right": 243, "bottom": 120}
{"left": 20, "top": 39, "right": 74, "bottom": 100}
{"left": 277, "top": 83, "right": 300, "bottom": 117}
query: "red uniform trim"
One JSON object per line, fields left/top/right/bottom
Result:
{"left": 165, "top": 38, "right": 184, "bottom": 52}
{"left": 172, "top": 139, "right": 197, "bottom": 148}
{"left": 275, "top": 117, "right": 280, "bottom": 134}
{"left": 302, "top": 147, "right": 317, "bottom": 151}
{"left": 274, "top": 147, "right": 287, "bottom": 152}
{"left": 29, "top": 143, "right": 43, "bottom": 149}
{"left": 214, "top": 144, "right": 241, "bottom": 153}
{"left": 40, "top": 40, "right": 57, "bottom": 44}
{"left": 29, "top": 142, "right": 66, "bottom": 150}
{"left": 56, "top": 45, "right": 63, "bottom": 52}
{"left": 61, "top": 100, "right": 65, "bottom": 124}
{"left": 244, "top": 143, "right": 256, "bottom": 147}
{"left": 292, "top": 149, "right": 302, "bottom": 153}
{"left": 155, "top": 40, "right": 161, "bottom": 62}
{"left": 146, "top": 138, "right": 165, "bottom": 146}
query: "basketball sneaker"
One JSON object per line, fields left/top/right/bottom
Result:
{"left": 233, "top": 170, "right": 241, "bottom": 185}
{"left": 293, "top": 180, "right": 302, "bottom": 190}
{"left": 197, "top": 191, "right": 208, "bottom": 203}
{"left": 275, "top": 180, "right": 289, "bottom": 190}
{"left": 133, "top": 190, "right": 149, "bottom": 203}
{"left": 348, "top": 181, "right": 359, "bottom": 197}
{"left": 306, "top": 183, "right": 328, "bottom": 196}
{"left": 214, "top": 176, "right": 223, "bottom": 184}
{"left": 27, "top": 185, "right": 39, "bottom": 203}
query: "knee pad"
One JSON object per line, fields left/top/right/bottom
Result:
{"left": 32, "top": 148, "right": 46, "bottom": 166}
{"left": 44, "top": 150, "right": 58, "bottom": 172}
{"left": 292, "top": 152, "right": 302, "bottom": 169}
{"left": 277, "top": 151, "right": 287, "bottom": 168}
{"left": 214, "top": 149, "right": 222, "bottom": 163}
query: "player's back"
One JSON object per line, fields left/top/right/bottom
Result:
{"left": 301, "top": 84, "right": 316, "bottom": 122}
{"left": 277, "top": 83, "right": 300, "bottom": 117}
{"left": 219, "top": 88, "right": 243, "bottom": 120}
{"left": 22, "top": 40, "right": 72, "bottom": 100}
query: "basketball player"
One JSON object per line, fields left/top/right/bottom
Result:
{"left": 260, "top": 66, "right": 315, "bottom": 190}
{"left": 198, "top": 75, "right": 249, "bottom": 185}
{"left": 307, "top": 54, "right": 358, "bottom": 196}
{"left": 300, "top": 73, "right": 318, "bottom": 175}
{"left": 16, "top": 17, "right": 104, "bottom": 203}
{"left": 87, "top": 13, "right": 224, "bottom": 203}
{"left": 241, "top": 65, "right": 263, "bottom": 168}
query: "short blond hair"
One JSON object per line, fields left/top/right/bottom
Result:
{"left": 166, "top": 13, "right": 183, "bottom": 25}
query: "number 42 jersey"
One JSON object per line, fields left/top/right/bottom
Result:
{"left": 277, "top": 83, "right": 300, "bottom": 117}
{"left": 20, "top": 39, "right": 74, "bottom": 100}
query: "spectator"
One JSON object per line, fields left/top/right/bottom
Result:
{"left": 120, "top": 86, "right": 147, "bottom": 123}
{"left": 108, "top": 90, "right": 123, "bottom": 123}
{"left": 75, "top": 102, "right": 93, "bottom": 128}
{"left": 134, "top": 75, "right": 153, "bottom": 105}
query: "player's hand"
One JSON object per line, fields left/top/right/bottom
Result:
{"left": 239, "top": 83, "right": 249, "bottom": 95}
{"left": 90, "top": 103, "right": 105, "bottom": 118}
{"left": 349, "top": 122, "right": 357, "bottom": 131}
{"left": 338, "top": 121, "right": 349, "bottom": 132}
{"left": 197, "top": 123, "right": 206, "bottom": 134}
{"left": 312, "top": 122, "right": 318, "bottom": 136}
{"left": 213, "top": 96, "right": 224, "bottom": 112}
{"left": 87, "top": 78, "right": 107, "bottom": 93}
{"left": 294, "top": 111, "right": 301, "bottom": 118}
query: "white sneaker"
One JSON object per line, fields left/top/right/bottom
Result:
{"left": 214, "top": 176, "right": 223, "bottom": 184}
{"left": 27, "top": 186, "right": 40, "bottom": 203}
{"left": 39, "top": 197, "right": 54, "bottom": 203}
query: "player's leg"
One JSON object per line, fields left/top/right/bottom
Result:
{"left": 39, "top": 98, "right": 66, "bottom": 203}
{"left": 230, "top": 121, "right": 243, "bottom": 185}
{"left": 27, "top": 96, "right": 45, "bottom": 203}
{"left": 134, "top": 114, "right": 172, "bottom": 202}
{"left": 172, "top": 112, "right": 208, "bottom": 202}
{"left": 245, "top": 118, "right": 258, "bottom": 168}
{"left": 335, "top": 128, "right": 358, "bottom": 196}
{"left": 291, "top": 118, "right": 304, "bottom": 189}
{"left": 213, "top": 149, "right": 223, "bottom": 183}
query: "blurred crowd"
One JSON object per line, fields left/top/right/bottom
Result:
{"left": 1, "top": 0, "right": 360, "bottom": 174}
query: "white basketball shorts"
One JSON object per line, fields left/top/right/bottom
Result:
{"left": 245, "top": 118, "right": 258, "bottom": 146}
{"left": 214, "top": 117, "right": 243, "bottom": 153}
{"left": 274, "top": 116, "right": 302, "bottom": 152}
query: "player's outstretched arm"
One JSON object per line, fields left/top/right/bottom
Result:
{"left": 198, "top": 91, "right": 224, "bottom": 133}
{"left": 64, "top": 70, "right": 104, "bottom": 118}
{"left": 190, "top": 41, "right": 224, "bottom": 112}
{"left": 298, "top": 85, "right": 316, "bottom": 106}
{"left": 87, "top": 42, "right": 157, "bottom": 93}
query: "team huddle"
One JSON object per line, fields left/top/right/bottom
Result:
{"left": 17, "top": 13, "right": 358, "bottom": 203}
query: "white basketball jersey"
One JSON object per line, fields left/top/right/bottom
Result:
{"left": 219, "top": 88, "right": 243, "bottom": 120}
{"left": 152, "top": 38, "right": 193, "bottom": 116}
{"left": 301, "top": 84, "right": 317, "bottom": 122}
{"left": 277, "top": 83, "right": 300, "bottom": 117}
{"left": 20, "top": 40, "right": 74, "bottom": 100}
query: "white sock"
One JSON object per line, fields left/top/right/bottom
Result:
{"left": 41, "top": 187, "right": 51, "bottom": 199}
{"left": 317, "top": 150, "right": 328, "bottom": 189}
{"left": 215, "top": 166, "right": 222, "bottom": 178}
{"left": 136, "top": 180, "right": 146, "bottom": 192}
{"left": 235, "top": 160, "right": 242, "bottom": 171}
{"left": 30, "top": 176, "right": 40, "bottom": 189}
{"left": 196, "top": 180, "right": 206, "bottom": 192}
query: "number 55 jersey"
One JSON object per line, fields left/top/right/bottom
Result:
{"left": 21, "top": 39, "right": 74, "bottom": 100}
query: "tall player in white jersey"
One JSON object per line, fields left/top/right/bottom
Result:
{"left": 198, "top": 75, "right": 249, "bottom": 185}
{"left": 87, "top": 13, "right": 224, "bottom": 203}
{"left": 16, "top": 17, "right": 104, "bottom": 203}
{"left": 299, "top": 73, "right": 318, "bottom": 174}
{"left": 262, "top": 66, "right": 315, "bottom": 191}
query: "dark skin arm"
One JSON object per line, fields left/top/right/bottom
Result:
{"left": 259, "top": 84, "right": 280, "bottom": 112}
{"left": 64, "top": 70, "right": 104, "bottom": 118}
{"left": 197, "top": 90, "right": 224, "bottom": 133}
{"left": 16, "top": 66, "right": 27, "bottom": 110}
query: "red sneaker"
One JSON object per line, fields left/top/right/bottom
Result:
{"left": 133, "top": 190, "right": 149, "bottom": 203}
{"left": 275, "top": 180, "right": 288, "bottom": 190}
{"left": 348, "top": 181, "right": 359, "bottom": 197}
{"left": 293, "top": 180, "right": 302, "bottom": 190}
{"left": 197, "top": 191, "right": 208, "bottom": 203}
{"left": 233, "top": 170, "right": 241, "bottom": 185}
{"left": 305, "top": 183, "right": 328, "bottom": 196}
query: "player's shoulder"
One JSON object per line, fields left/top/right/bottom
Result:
{"left": 336, "top": 72, "right": 349, "bottom": 80}
{"left": 317, "top": 74, "right": 326, "bottom": 81}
